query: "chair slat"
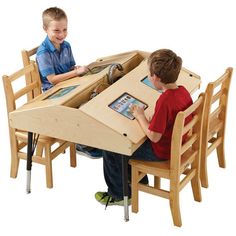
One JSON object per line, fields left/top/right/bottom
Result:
{"left": 138, "top": 184, "right": 170, "bottom": 199}
{"left": 212, "top": 89, "right": 222, "bottom": 104}
{"left": 183, "top": 96, "right": 203, "bottom": 118}
{"left": 181, "top": 133, "right": 198, "bottom": 155}
{"left": 183, "top": 114, "right": 199, "bottom": 135}
{"left": 14, "top": 81, "right": 39, "bottom": 100}
{"left": 179, "top": 169, "right": 196, "bottom": 191}
{"left": 209, "top": 106, "right": 223, "bottom": 121}
{"left": 9, "top": 63, "right": 34, "bottom": 82}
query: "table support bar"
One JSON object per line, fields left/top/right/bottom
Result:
{"left": 122, "top": 155, "right": 129, "bottom": 222}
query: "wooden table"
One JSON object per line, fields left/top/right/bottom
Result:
{"left": 9, "top": 50, "right": 201, "bottom": 221}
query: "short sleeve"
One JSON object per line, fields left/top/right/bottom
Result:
{"left": 36, "top": 51, "right": 55, "bottom": 77}
{"left": 149, "top": 97, "right": 168, "bottom": 134}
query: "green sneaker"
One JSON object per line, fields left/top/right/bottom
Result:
{"left": 95, "top": 191, "right": 131, "bottom": 208}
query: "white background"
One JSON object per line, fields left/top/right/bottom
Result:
{"left": 0, "top": 0, "right": 235, "bottom": 235}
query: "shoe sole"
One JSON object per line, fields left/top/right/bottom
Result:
{"left": 97, "top": 200, "right": 131, "bottom": 206}
{"left": 95, "top": 196, "right": 131, "bottom": 206}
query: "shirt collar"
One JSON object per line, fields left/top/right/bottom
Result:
{"left": 45, "top": 36, "right": 66, "bottom": 52}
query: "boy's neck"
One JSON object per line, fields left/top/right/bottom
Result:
{"left": 53, "top": 43, "right": 60, "bottom": 51}
{"left": 162, "top": 83, "right": 178, "bottom": 91}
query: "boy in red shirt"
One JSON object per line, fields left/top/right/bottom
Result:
{"left": 95, "top": 49, "right": 193, "bottom": 206}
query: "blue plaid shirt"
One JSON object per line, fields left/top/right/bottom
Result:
{"left": 36, "top": 36, "right": 76, "bottom": 91}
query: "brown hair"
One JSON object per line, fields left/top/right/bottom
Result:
{"left": 148, "top": 49, "right": 182, "bottom": 84}
{"left": 42, "top": 7, "right": 67, "bottom": 28}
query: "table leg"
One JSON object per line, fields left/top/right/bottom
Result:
{"left": 122, "top": 155, "right": 129, "bottom": 222}
{"left": 26, "top": 132, "right": 33, "bottom": 194}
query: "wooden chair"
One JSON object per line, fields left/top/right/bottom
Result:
{"left": 22, "top": 46, "right": 38, "bottom": 66}
{"left": 2, "top": 61, "right": 76, "bottom": 188}
{"left": 129, "top": 94, "right": 205, "bottom": 227}
{"left": 200, "top": 67, "right": 233, "bottom": 188}
{"left": 21, "top": 46, "right": 40, "bottom": 101}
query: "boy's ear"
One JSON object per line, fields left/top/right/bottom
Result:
{"left": 43, "top": 25, "right": 47, "bottom": 31}
{"left": 153, "top": 74, "right": 161, "bottom": 81}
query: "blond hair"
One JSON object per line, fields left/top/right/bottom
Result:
{"left": 42, "top": 7, "right": 67, "bottom": 28}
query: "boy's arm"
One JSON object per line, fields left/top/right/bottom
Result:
{"left": 47, "top": 66, "right": 88, "bottom": 85}
{"left": 131, "top": 105, "right": 162, "bottom": 143}
{"left": 47, "top": 70, "right": 77, "bottom": 85}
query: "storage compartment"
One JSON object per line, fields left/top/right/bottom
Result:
{"left": 62, "top": 51, "right": 148, "bottom": 108}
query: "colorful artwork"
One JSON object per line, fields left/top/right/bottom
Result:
{"left": 109, "top": 93, "right": 148, "bottom": 120}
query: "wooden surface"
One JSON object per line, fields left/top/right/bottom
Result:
{"left": 9, "top": 51, "right": 201, "bottom": 155}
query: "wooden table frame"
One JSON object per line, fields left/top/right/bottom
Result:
{"left": 9, "top": 51, "right": 201, "bottom": 221}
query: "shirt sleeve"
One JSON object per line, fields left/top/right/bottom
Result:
{"left": 149, "top": 97, "right": 168, "bottom": 134}
{"left": 36, "top": 51, "right": 55, "bottom": 77}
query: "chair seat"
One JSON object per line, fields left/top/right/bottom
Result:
{"left": 130, "top": 159, "right": 170, "bottom": 177}
{"left": 129, "top": 148, "right": 196, "bottom": 178}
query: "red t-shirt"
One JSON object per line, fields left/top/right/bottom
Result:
{"left": 149, "top": 86, "right": 193, "bottom": 160}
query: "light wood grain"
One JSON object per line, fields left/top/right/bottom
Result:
{"left": 9, "top": 51, "right": 201, "bottom": 156}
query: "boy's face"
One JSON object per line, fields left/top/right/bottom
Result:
{"left": 44, "top": 19, "right": 68, "bottom": 48}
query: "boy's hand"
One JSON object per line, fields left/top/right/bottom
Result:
{"left": 148, "top": 115, "right": 153, "bottom": 122}
{"left": 130, "top": 104, "right": 145, "bottom": 119}
{"left": 75, "top": 66, "right": 89, "bottom": 75}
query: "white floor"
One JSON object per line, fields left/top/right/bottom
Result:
{"left": 0, "top": 150, "right": 235, "bottom": 235}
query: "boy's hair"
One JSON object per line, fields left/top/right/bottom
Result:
{"left": 42, "top": 7, "right": 67, "bottom": 28}
{"left": 148, "top": 49, "right": 182, "bottom": 84}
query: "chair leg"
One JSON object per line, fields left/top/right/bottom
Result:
{"left": 36, "top": 143, "right": 44, "bottom": 157}
{"left": 169, "top": 183, "right": 182, "bottom": 227}
{"left": 10, "top": 138, "right": 20, "bottom": 178}
{"left": 216, "top": 141, "right": 226, "bottom": 168}
{"left": 200, "top": 152, "right": 209, "bottom": 188}
{"left": 70, "top": 143, "right": 76, "bottom": 167}
{"left": 154, "top": 176, "right": 161, "bottom": 189}
{"left": 191, "top": 175, "right": 202, "bottom": 202}
{"left": 131, "top": 166, "right": 139, "bottom": 213}
{"left": 45, "top": 144, "right": 53, "bottom": 188}
{"left": 10, "top": 152, "right": 19, "bottom": 178}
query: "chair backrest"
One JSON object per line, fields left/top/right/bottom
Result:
{"left": 21, "top": 46, "right": 39, "bottom": 66}
{"left": 21, "top": 46, "right": 41, "bottom": 100}
{"left": 202, "top": 67, "right": 232, "bottom": 151}
{"left": 2, "top": 61, "right": 41, "bottom": 115}
{"left": 170, "top": 93, "right": 204, "bottom": 178}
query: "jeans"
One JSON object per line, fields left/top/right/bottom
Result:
{"left": 103, "top": 140, "right": 165, "bottom": 200}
